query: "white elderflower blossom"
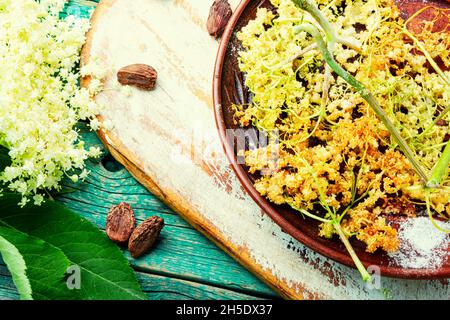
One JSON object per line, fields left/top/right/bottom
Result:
{"left": 0, "top": 0, "right": 104, "bottom": 205}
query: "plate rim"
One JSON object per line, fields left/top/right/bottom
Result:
{"left": 212, "top": 0, "right": 450, "bottom": 280}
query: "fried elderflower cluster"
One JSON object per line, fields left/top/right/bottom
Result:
{"left": 234, "top": 0, "right": 450, "bottom": 253}
{"left": 0, "top": 0, "right": 105, "bottom": 206}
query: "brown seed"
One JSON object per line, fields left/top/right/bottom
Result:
{"left": 106, "top": 202, "right": 136, "bottom": 244}
{"left": 444, "top": 133, "right": 450, "bottom": 142}
{"left": 128, "top": 216, "right": 164, "bottom": 258}
{"left": 206, "top": 0, "right": 232, "bottom": 39}
{"left": 117, "top": 64, "right": 158, "bottom": 90}
{"left": 436, "top": 119, "right": 448, "bottom": 127}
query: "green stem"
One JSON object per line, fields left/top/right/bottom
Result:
{"left": 292, "top": 0, "right": 336, "bottom": 41}
{"left": 300, "top": 158, "right": 372, "bottom": 281}
{"left": 333, "top": 221, "right": 372, "bottom": 282}
{"left": 294, "top": 23, "right": 429, "bottom": 183}
{"left": 427, "top": 141, "right": 450, "bottom": 188}
{"left": 298, "top": 208, "right": 332, "bottom": 223}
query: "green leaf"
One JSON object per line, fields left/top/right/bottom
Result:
{"left": 0, "top": 233, "right": 32, "bottom": 300}
{"left": 0, "top": 146, "right": 10, "bottom": 172}
{"left": 0, "top": 226, "right": 71, "bottom": 300}
{"left": 0, "top": 193, "right": 146, "bottom": 300}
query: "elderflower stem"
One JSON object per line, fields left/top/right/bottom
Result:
{"left": 333, "top": 221, "right": 372, "bottom": 282}
{"left": 289, "top": 198, "right": 372, "bottom": 281}
{"left": 293, "top": 23, "right": 430, "bottom": 183}
{"left": 270, "top": 43, "right": 317, "bottom": 70}
{"left": 292, "top": 0, "right": 336, "bottom": 41}
{"left": 298, "top": 158, "right": 372, "bottom": 281}
{"left": 336, "top": 36, "right": 362, "bottom": 52}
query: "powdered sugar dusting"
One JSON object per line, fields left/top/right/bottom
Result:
{"left": 389, "top": 217, "right": 450, "bottom": 269}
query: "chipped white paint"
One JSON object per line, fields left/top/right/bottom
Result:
{"left": 86, "top": 0, "right": 450, "bottom": 299}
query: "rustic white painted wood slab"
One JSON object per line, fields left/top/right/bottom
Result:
{"left": 82, "top": 0, "right": 450, "bottom": 299}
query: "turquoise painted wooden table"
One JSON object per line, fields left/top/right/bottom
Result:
{"left": 0, "top": 1, "right": 276, "bottom": 300}
{"left": 0, "top": 122, "right": 276, "bottom": 300}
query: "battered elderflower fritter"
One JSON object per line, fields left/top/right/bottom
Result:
{"left": 0, "top": 0, "right": 105, "bottom": 206}
{"left": 234, "top": 0, "right": 450, "bottom": 253}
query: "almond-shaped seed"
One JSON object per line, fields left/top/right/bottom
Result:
{"left": 106, "top": 202, "right": 136, "bottom": 244}
{"left": 117, "top": 64, "right": 158, "bottom": 90}
{"left": 206, "top": 0, "right": 232, "bottom": 39}
{"left": 128, "top": 216, "right": 164, "bottom": 258}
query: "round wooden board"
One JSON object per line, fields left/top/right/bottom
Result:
{"left": 81, "top": 0, "right": 450, "bottom": 299}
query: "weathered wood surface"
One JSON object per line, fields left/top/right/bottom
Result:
{"left": 80, "top": 0, "right": 450, "bottom": 299}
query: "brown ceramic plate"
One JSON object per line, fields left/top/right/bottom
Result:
{"left": 213, "top": 0, "right": 450, "bottom": 279}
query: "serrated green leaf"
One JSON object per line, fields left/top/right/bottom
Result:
{"left": 0, "top": 233, "right": 32, "bottom": 300}
{"left": 0, "top": 193, "right": 146, "bottom": 300}
{"left": 0, "top": 226, "right": 72, "bottom": 300}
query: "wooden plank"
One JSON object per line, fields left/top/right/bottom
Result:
{"left": 63, "top": 0, "right": 98, "bottom": 18}
{"left": 136, "top": 272, "right": 264, "bottom": 300}
{"left": 0, "top": 260, "right": 263, "bottom": 300}
{"left": 80, "top": 0, "right": 450, "bottom": 299}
